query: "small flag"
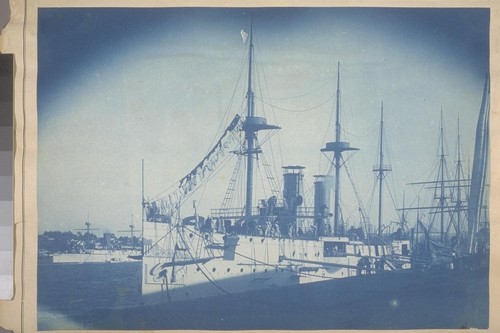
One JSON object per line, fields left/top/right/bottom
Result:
{"left": 240, "top": 29, "right": 248, "bottom": 43}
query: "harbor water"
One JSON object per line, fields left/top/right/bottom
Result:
{"left": 38, "top": 262, "right": 488, "bottom": 330}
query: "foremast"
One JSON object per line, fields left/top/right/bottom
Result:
{"left": 243, "top": 19, "right": 279, "bottom": 220}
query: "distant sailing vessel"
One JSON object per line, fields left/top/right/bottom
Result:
{"left": 406, "top": 76, "right": 490, "bottom": 270}
{"left": 140, "top": 23, "right": 413, "bottom": 304}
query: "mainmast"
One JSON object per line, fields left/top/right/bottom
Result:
{"left": 321, "top": 62, "right": 358, "bottom": 236}
{"left": 243, "top": 18, "right": 279, "bottom": 220}
{"left": 373, "top": 103, "right": 391, "bottom": 237}
{"left": 244, "top": 21, "right": 255, "bottom": 220}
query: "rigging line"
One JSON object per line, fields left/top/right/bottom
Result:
{"left": 258, "top": 77, "right": 332, "bottom": 100}
{"left": 221, "top": 154, "right": 243, "bottom": 209}
{"left": 197, "top": 181, "right": 209, "bottom": 212}
{"left": 263, "top": 153, "right": 282, "bottom": 196}
{"left": 152, "top": 167, "right": 197, "bottom": 201}
{"left": 153, "top": 55, "right": 248, "bottom": 201}
{"left": 205, "top": 44, "right": 249, "bottom": 154}
{"left": 254, "top": 94, "right": 334, "bottom": 113}
{"left": 302, "top": 178, "right": 315, "bottom": 207}
{"left": 178, "top": 229, "right": 232, "bottom": 296}
{"left": 342, "top": 121, "right": 379, "bottom": 140}
{"left": 155, "top": 122, "right": 246, "bottom": 205}
{"left": 254, "top": 58, "right": 284, "bottom": 179}
{"left": 253, "top": 35, "right": 286, "bottom": 169}
{"left": 255, "top": 43, "right": 333, "bottom": 104}
{"left": 168, "top": 148, "right": 237, "bottom": 217}
{"left": 319, "top": 91, "right": 336, "bottom": 162}
{"left": 366, "top": 178, "right": 378, "bottom": 218}
{"left": 256, "top": 156, "right": 269, "bottom": 201}
{"left": 407, "top": 160, "right": 441, "bottom": 190}
{"left": 142, "top": 226, "right": 175, "bottom": 256}
{"left": 383, "top": 177, "right": 400, "bottom": 218}
{"left": 267, "top": 132, "right": 282, "bottom": 186}
{"left": 180, "top": 149, "right": 236, "bottom": 208}
{"left": 255, "top": 57, "right": 267, "bottom": 118}
{"left": 389, "top": 172, "right": 400, "bottom": 211}
{"left": 179, "top": 239, "right": 313, "bottom": 310}
{"left": 342, "top": 156, "right": 370, "bottom": 230}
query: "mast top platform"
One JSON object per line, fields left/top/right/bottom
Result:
{"left": 321, "top": 141, "right": 359, "bottom": 153}
{"left": 283, "top": 165, "right": 305, "bottom": 170}
{"left": 373, "top": 164, "right": 392, "bottom": 172}
{"left": 243, "top": 116, "right": 280, "bottom": 133}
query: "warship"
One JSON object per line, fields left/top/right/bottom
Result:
{"left": 139, "top": 23, "right": 414, "bottom": 304}
{"left": 40, "top": 221, "right": 142, "bottom": 264}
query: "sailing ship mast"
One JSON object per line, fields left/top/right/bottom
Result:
{"left": 405, "top": 111, "right": 449, "bottom": 244}
{"left": 438, "top": 109, "right": 447, "bottom": 243}
{"left": 322, "top": 62, "right": 358, "bottom": 236}
{"left": 373, "top": 103, "right": 392, "bottom": 236}
{"left": 451, "top": 116, "right": 466, "bottom": 245}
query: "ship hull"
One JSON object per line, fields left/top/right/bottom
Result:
{"left": 48, "top": 250, "right": 141, "bottom": 264}
{"left": 141, "top": 221, "right": 411, "bottom": 304}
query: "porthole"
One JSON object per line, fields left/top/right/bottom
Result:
{"left": 265, "top": 268, "right": 268, "bottom": 272}
{"left": 196, "top": 267, "right": 200, "bottom": 272}
{"left": 249, "top": 238, "right": 253, "bottom": 242}
{"left": 212, "top": 268, "right": 216, "bottom": 272}
{"left": 227, "top": 268, "right": 231, "bottom": 272}
{"left": 240, "top": 268, "right": 244, "bottom": 273}
{"left": 292, "top": 251, "right": 296, "bottom": 257}
{"left": 189, "top": 233, "right": 193, "bottom": 238}
{"left": 253, "top": 268, "right": 256, "bottom": 273}
{"left": 261, "top": 238, "right": 265, "bottom": 243}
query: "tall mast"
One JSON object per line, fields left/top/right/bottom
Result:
{"left": 244, "top": 19, "right": 255, "bottom": 219}
{"left": 321, "top": 62, "right": 358, "bottom": 236}
{"left": 243, "top": 17, "right": 279, "bottom": 220}
{"left": 335, "top": 63, "right": 341, "bottom": 143}
{"left": 401, "top": 191, "right": 406, "bottom": 226}
{"left": 454, "top": 116, "right": 464, "bottom": 240}
{"left": 373, "top": 103, "right": 391, "bottom": 237}
{"left": 438, "top": 109, "right": 446, "bottom": 243}
{"left": 141, "top": 159, "right": 145, "bottom": 256}
{"left": 333, "top": 62, "right": 341, "bottom": 235}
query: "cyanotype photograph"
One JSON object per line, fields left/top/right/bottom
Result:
{"left": 37, "top": 7, "right": 489, "bottom": 330}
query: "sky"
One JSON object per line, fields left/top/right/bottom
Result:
{"left": 37, "top": 7, "right": 490, "bottom": 235}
